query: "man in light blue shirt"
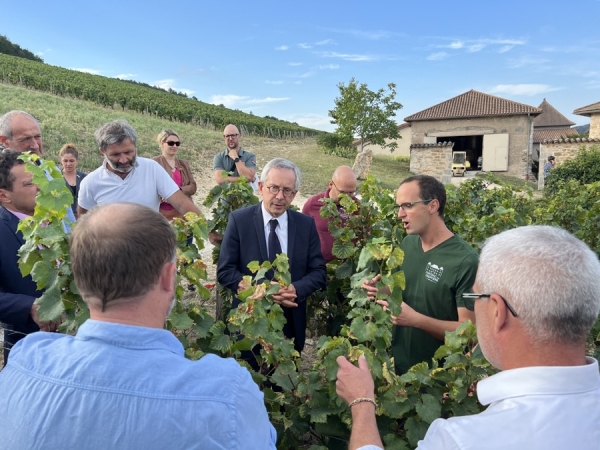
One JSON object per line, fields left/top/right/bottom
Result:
{"left": 0, "top": 202, "right": 276, "bottom": 450}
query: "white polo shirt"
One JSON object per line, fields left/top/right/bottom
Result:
{"left": 79, "top": 157, "right": 179, "bottom": 211}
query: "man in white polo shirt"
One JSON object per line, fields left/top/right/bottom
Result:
{"left": 78, "top": 120, "right": 201, "bottom": 216}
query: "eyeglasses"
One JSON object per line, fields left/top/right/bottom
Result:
{"left": 331, "top": 180, "right": 356, "bottom": 196}
{"left": 397, "top": 199, "right": 432, "bottom": 211}
{"left": 462, "top": 293, "right": 519, "bottom": 317}
{"left": 265, "top": 185, "right": 296, "bottom": 197}
{"left": 224, "top": 133, "right": 239, "bottom": 139}
{"left": 165, "top": 141, "right": 181, "bottom": 147}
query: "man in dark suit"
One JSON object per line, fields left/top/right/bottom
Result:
{"left": 0, "top": 151, "right": 56, "bottom": 363}
{"left": 217, "top": 157, "right": 326, "bottom": 353}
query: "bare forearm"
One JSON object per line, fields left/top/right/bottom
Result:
{"left": 407, "top": 308, "right": 475, "bottom": 340}
{"left": 349, "top": 403, "right": 383, "bottom": 450}
{"left": 235, "top": 162, "right": 255, "bottom": 181}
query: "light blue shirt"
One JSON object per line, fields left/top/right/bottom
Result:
{"left": 0, "top": 320, "right": 277, "bottom": 450}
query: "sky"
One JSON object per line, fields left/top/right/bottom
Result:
{"left": 3, "top": 0, "right": 600, "bottom": 132}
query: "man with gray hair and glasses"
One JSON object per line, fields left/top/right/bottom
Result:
{"left": 217, "top": 157, "right": 326, "bottom": 354}
{"left": 78, "top": 119, "right": 201, "bottom": 216}
{"left": 337, "top": 225, "right": 600, "bottom": 450}
{"left": 0, "top": 203, "right": 277, "bottom": 449}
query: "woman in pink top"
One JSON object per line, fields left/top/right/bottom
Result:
{"left": 153, "top": 129, "right": 197, "bottom": 221}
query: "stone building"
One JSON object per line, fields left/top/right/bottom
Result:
{"left": 574, "top": 101, "right": 600, "bottom": 139}
{"left": 532, "top": 98, "right": 578, "bottom": 162}
{"left": 352, "top": 122, "right": 411, "bottom": 157}
{"left": 404, "top": 90, "right": 542, "bottom": 181}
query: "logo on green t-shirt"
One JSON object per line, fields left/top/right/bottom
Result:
{"left": 425, "top": 262, "right": 444, "bottom": 283}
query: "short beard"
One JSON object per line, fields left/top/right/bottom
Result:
{"left": 106, "top": 155, "right": 135, "bottom": 173}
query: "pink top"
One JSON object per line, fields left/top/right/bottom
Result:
{"left": 159, "top": 168, "right": 182, "bottom": 211}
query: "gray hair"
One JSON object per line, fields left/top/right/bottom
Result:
{"left": 260, "top": 158, "right": 301, "bottom": 191}
{"left": 94, "top": 119, "right": 137, "bottom": 151}
{"left": 0, "top": 110, "right": 39, "bottom": 139}
{"left": 477, "top": 225, "right": 600, "bottom": 345}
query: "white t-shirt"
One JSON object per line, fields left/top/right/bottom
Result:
{"left": 78, "top": 157, "right": 179, "bottom": 211}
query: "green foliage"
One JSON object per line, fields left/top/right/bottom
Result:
{"left": 0, "top": 53, "right": 321, "bottom": 138}
{"left": 545, "top": 145, "right": 600, "bottom": 196}
{"left": 316, "top": 133, "right": 356, "bottom": 159}
{"left": 0, "top": 35, "right": 43, "bottom": 63}
{"left": 329, "top": 78, "right": 402, "bottom": 153}
{"left": 445, "top": 176, "right": 534, "bottom": 250}
{"left": 534, "top": 180, "right": 600, "bottom": 255}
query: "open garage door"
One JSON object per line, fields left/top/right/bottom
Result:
{"left": 482, "top": 134, "right": 509, "bottom": 171}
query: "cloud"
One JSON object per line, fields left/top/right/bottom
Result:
{"left": 317, "top": 51, "right": 377, "bottom": 61}
{"left": 468, "top": 44, "right": 485, "bottom": 52}
{"left": 298, "top": 71, "right": 316, "bottom": 78}
{"left": 153, "top": 79, "right": 195, "bottom": 96}
{"left": 114, "top": 73, "right": 136, "bottom": 79}
{"left": 244, "top": 97, "right": 289, "bottom": 105}
{"left": 498, "top": 45, "right": 514, "bottom": 53}
{"left": 209, "top": 94, "right": 289, "bottom": 108}
{"left": 316, "top": 39, "right": 334, "bottom": 45}
{"left": 298, "top": 43, "right": 312, "bottom": 49}
{"left": 287, "top": 113, "right": 334, "bottom": 132}
{"left": 489, "top": 84, "right": 562, "bottom": 96}
{"left": 447, "top": 41, "right": 464, "bottom": 49}
{"left": 275, "top": 45, "right": 288, "bottom": 51}
{"left": 325, "top": 28, "right": 394, "bottom": 40}
{"left": 288, "top": 62, "right": 303, "bottom": 66}
{"left": 71, "top": 67, "right": 102, "bottom": 75}
{"left": 319, "top": 64, "right": 339, "bottom": 70}
{"left": 426, "top": 52, "right": 449, "bottom": 61}
{"left": 266, "top": 80, "right": 284, "bottom": 85}
{"left": 506, "top": 55, "right": 550, "bottom": 69}
{"left": 210, "top": 94, "right": 248, "bottom": 107}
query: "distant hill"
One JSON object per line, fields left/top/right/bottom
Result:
{"left": 575, "top": 124, "right": 590, "bottom": 134}
{"left": 0, "top": 35, "right": 43, "bottom": 63}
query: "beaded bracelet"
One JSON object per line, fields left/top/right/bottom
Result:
{"left": 348, "top": 397, "right": 377, "bottom": 408}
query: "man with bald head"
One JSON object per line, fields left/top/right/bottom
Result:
{"left": 302, "top": 165, "right": 357, "bottom": 263}
{"left": 0, "top": 203, "right": 277, "bottom": 449}
{"left": 213, "top": 124, "right": 257, "bottom": 185}
{"left": 0, "top": 110, "right": 43, "bottom": 156}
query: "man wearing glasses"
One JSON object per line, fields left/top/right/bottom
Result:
{"left": 338, "top": 225, "right": 600, "bottom": 449}
{"left": 217, "top": 158, "right": 326, "bottom": 353}
{"left": 302, "top": 165, "right": 357, "bottom": 263}
{"left": 362, "top": 175, "right": 478, "bottom": 374}
{"left": 213, "top": 124, "right": 257, "bottom": 186}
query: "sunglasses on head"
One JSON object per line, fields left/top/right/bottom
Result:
{"left": 165, "top": 141, "right": 181, "bottom": 147}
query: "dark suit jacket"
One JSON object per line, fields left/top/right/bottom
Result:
{"left": 0, "top": 206, "right": 42, "bottom": 360}
{"left": 217, "top": 203, "right": 326, "bottom": 352}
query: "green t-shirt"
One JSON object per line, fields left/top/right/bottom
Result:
{"left": 392, "top": 234, "right": 478, "bottom": 374}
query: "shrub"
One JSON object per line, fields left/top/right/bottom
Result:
{"left": 317, "top": 133, "right": 356, "bottom": 159}
{"left": 545, "top": 145, "right": 600, "bottom": 196}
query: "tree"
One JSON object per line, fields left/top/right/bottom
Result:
{"left": 329, "top": 78, "right": 403, "bottom": 153}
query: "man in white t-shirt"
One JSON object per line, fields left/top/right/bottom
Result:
{"left": 78, "top": 120, "right": 201, "bottom": 216}
{"left": 336, "top": 225, "right": 600, "bottom": 450}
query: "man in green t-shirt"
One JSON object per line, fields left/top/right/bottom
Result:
{"left": 362, "top": 175, "right": 478, "bottom": 374}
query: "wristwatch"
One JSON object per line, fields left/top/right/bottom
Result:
{"left": 233, "top": 157, "right": 240, "bottom": 163}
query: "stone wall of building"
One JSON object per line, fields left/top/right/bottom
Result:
{"left": 589, "top": 113, "right": 600, "bottom": 139}
{"left": 409, "top": 115, "right": 534, "bottom": 178}
{"left": 409, "top": 142, "right": 454, "bottom": 184}
{"left": 537, "top": 138, "right": 600, "bottom": 189}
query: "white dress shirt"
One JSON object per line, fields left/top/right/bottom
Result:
{"left": 261, "top": 203, "right": 288, "bottom": 255}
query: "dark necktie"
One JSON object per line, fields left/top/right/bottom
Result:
{"left": 268, "top": 219, "right": 282, "bottom": 263}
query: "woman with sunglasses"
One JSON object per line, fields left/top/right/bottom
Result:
{"left": 153, "top": 129, "right": 197, "bottom": 221}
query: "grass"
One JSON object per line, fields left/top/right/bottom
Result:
{"left": 1, "top": 83, "right": 411, "bottom": 198}
{"left": 475, "top": 171, "right": 538, "bottom": 190}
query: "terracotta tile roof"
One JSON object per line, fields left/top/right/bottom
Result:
{"left": 533, "top": 99, "right": 575, "bottom": 127}
{"left": 541, "top": 137, "right": 600, "bottom": 144}
{"left": 574, "top": 101, "right": 600, "bottom": 117}
{"left": 404, "top": 90, "right": 542, "bottom": 122}
{"left": 534, "top": 128, "right": 578, "bottom": 143}
{"left": 398, "top": 122, "right": 411, "bottom": 130}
